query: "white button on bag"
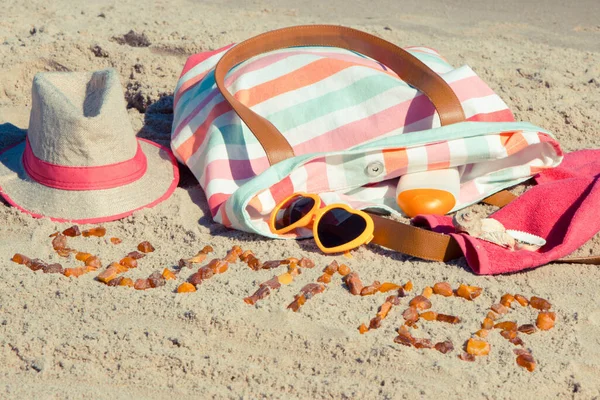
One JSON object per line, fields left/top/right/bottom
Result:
{"left": 365, "top": 161, "right": 384, "bottom": 177}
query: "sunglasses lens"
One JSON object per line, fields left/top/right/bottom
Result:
{"left": 316, "top": 208, "right": 367, "bottom": 249}
{"left": 274, "top": 196, "right": 316, "bottom": 230}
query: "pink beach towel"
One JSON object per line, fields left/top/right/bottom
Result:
{"left": 414, "top": 149, "right": 600, "bottom": 274}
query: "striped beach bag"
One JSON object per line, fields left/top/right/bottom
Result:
{"left": 171, "top": 25, "right": 562, "bottom": 261}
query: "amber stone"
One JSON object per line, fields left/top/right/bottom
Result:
{"left": 402, "top": 306, "right": 419, "bottom": 323}
{"left": 394, "top": 326, "right": 414, "bottom": 347}
{"left": 261, "top": 260, "right": 283, "bottom": 270}
{"left": 85, "top": 256, "right": 102, "bottom": 270}
{"left": 301, "top": 283, "right": 325, "bottom": 297}
{"left": 494, "top": 321, "right": 517, "bottom": 331}
{"left": 317, "top": 274, "right": 332, "bottom": 284}
{"left": 187, "top": 272, "right": 204, "bottom": 286}
{"left": 403, "top": 281, "right": 413, "bottom": 291}
{"left": 133, "top": 279, "right": 149, "bottom": 290}
{"left": 378, "top": 282, "right": 400, "bottom": 293}
{"left": 434, "top": 340, "right": 454, "bottom": 354}
{"left": 63, "top": 267, "right": 85, "bottom": 278}
{"left": 436, "top": 314, "right": 460, "bottom": 324}
{"left": 413, "top": 338, "right": 434, "bottom": 349}
{"left": 360, "top": 281, "right": 382, "bottom": 296}
{"left": 146, "top": 272, "right": 165, "bottom": 288}
{"left": 239, "top": 250, "right": 254, "bottom": 262}
{"left": 137, "top": 241, "right": 155, "bottom": 253}
{"left": 188, "top": 252, "right": 207, "bottom": 264}
{"left": 298, "top": 258, "right": 315, "bottom": 269}
{"left": 277, "top": 273, "right": 293, "bottom": 285}
{"left": 459, "top": 353, "right": 476, "bottom": 362}
{"left": 337, "top": 264, "right": 351, "bottom": 276}
{"left": 127, "top": 251, "right": 146, "bottom": 260}
{"left": 119, "top": 257, "right": 137, "bottom": 269}
{"left": 500, "top": 293, "right": 515, "bottom": 308}
{"left": 394, "top": 335, "right": 413, "bottom": 347}
{"left": 481, "top": 318, "right": 494, "bottom": 330}
{"left": 491, "top": 303, "right": 509, "bottom": 315}
{"left": 223, "top": 252, "right": 238, "bottom": 263}
{"left": 432, "top": 282, "right": 453, "bottom": 297}
{"left": 230, "top": 245, "right": 243, "bottom": 256}
{"left": 358, "top": 323, "right": 369, "bottom": 334}
{"left": 216, "top": 261, "right": 229, "bottom": 274}
{"left": 475, "top": 329, "right": 489, "bottom": 338}
{"left": 486, "top": 311, "right": 500, "bottom": 321}
{"left": 420, "top": 311, "right": 437, "bottom": 321}
{"left": 43, "top": 263, "right": 63, "bottom": 274}
{"left": 287, "top": 294, "right": 306, "bottom": 312}
{"left": 456, "top": 284, "right": 482, "bottom": 300}
{"left": 11, "top": 253, "right": 31, "bottom": 265}
{"left": 52, "top": 234, "right": 67, "bottom": 250}
{"left": 377, "top": 302, "right": 393, "bottom": 319}
{"left": 107, "top": 277, "right": 124, "bottom": 287}
{"left": 536, "top": 311, "right": 556, "bottom": 330}
{"left": 177, "top": 282, "right": 197, "bottom": 293}
{"left": 29, "top": 259, "right": 47, "bottom": 271}
{"left": 162, "top": 269, "right": 177, "bottom": 280}
{"left": 119, "top": 278, "right": 134, "bottom": 287}
{"left": 260, "top": 276, "right": 281, "bottom": 290}
{"left": 243, "top": 288, "right": 264, "bottom": 305}
{"left": 517, "top": 324, "right": 537, "bottom": 335}
{"left": 409, "top": 295, "right": 432, "bottom": 310}
{"left": 344, "top": 272, "right": 363, "bottom": 295}
{"left": 509, "top": 336, "right": 524, "bottom": 346}
{"left": 97, "top": 267, "right": 120, "bottom": 284}
{"left": 75, "top": 252, "right": 93, "bottom": 262}
{"left": 516, "top": 353, "right": 536, "bottom": 372}
{"left": 82, "top": 227, "right": 106, "bottom": 237}
{"left": 422, "top": 287, "right": 433, "bottom": 299}
{"left": 466, "top": 338, "right": 491, "bottom": 356}
{"left": 514, "top": 294, "right": 529, "bottom": 307}
{"left": 369, "top": 316, "right": 382, "bottom": 330}
{"left": 386, "top": 295, "right": 400, "bottom": 306}
{"left": 500, "top": 330, "right": 518, "bottom": 340}
{"left": 323, "top": 260, "right": 339, "bottom": 275}
{"left": 62, "top": 226, "right": 81, "bottom": 237}
{"left": 530, "top": 296, "right": 552, "bottom": 311}
{"left": 110, "top": 237, "right": 122, "bottom": 245}
{"left": 56, "top": 248, "right": 73, "bottom": 258}
{"left": 288, "top": 264, "right": 302, "bottom": 277}
{"left": 201, "top": 245, "right": 214, "bottom": 254}
{"left": 247, "top": 256, "right": 261, "bottom": 270}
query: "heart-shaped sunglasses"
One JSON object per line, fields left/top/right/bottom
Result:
{"left": 268, "top": 193, "right": 374, "bottom": 254}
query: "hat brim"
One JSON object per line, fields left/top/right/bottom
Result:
{"left": 0, "top": 138, "right": 179, "bottom": 224}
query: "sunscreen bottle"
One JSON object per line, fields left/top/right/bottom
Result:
{"left": 396, "top": 167, "right": 460, "bottom": 217}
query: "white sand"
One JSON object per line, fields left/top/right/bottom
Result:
{"left": 1, "top": 0, "right": 599, "bottom": 398}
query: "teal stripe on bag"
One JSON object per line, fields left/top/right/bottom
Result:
{"left": 265, "top": 73, "right": 408, "bottom": 132}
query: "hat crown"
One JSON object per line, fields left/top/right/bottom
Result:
{"left": 27, "top": 69, "right": 138, "bottom": 167}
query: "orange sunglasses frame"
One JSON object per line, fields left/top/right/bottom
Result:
{"left": 268, "top": 192, "right": 374, "bottom": 254}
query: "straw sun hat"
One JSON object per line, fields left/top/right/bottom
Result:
{"left": 0, "top": 68, "right": 179, "bottom": 223}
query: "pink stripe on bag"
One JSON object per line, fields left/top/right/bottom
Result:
{"left": 22, "top": 139, "right": 148, "bottom": 190}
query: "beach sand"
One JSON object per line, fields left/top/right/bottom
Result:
{"left": 1, "top": 0, "right": 599, "bottom": 398}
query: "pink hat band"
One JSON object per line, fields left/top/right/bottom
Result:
{"left": 22, "top": 138, "right": 148, "bottom": 191}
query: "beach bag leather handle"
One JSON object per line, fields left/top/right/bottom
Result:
{"left": 214, "top": 25, "right": 466, "bottom": 165}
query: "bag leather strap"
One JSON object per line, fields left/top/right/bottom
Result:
{"left": 214, "top": 25, "right": 466, "bottom": 165}
{"left": 214, "top": 25, "right": 599, "bottom": 267}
